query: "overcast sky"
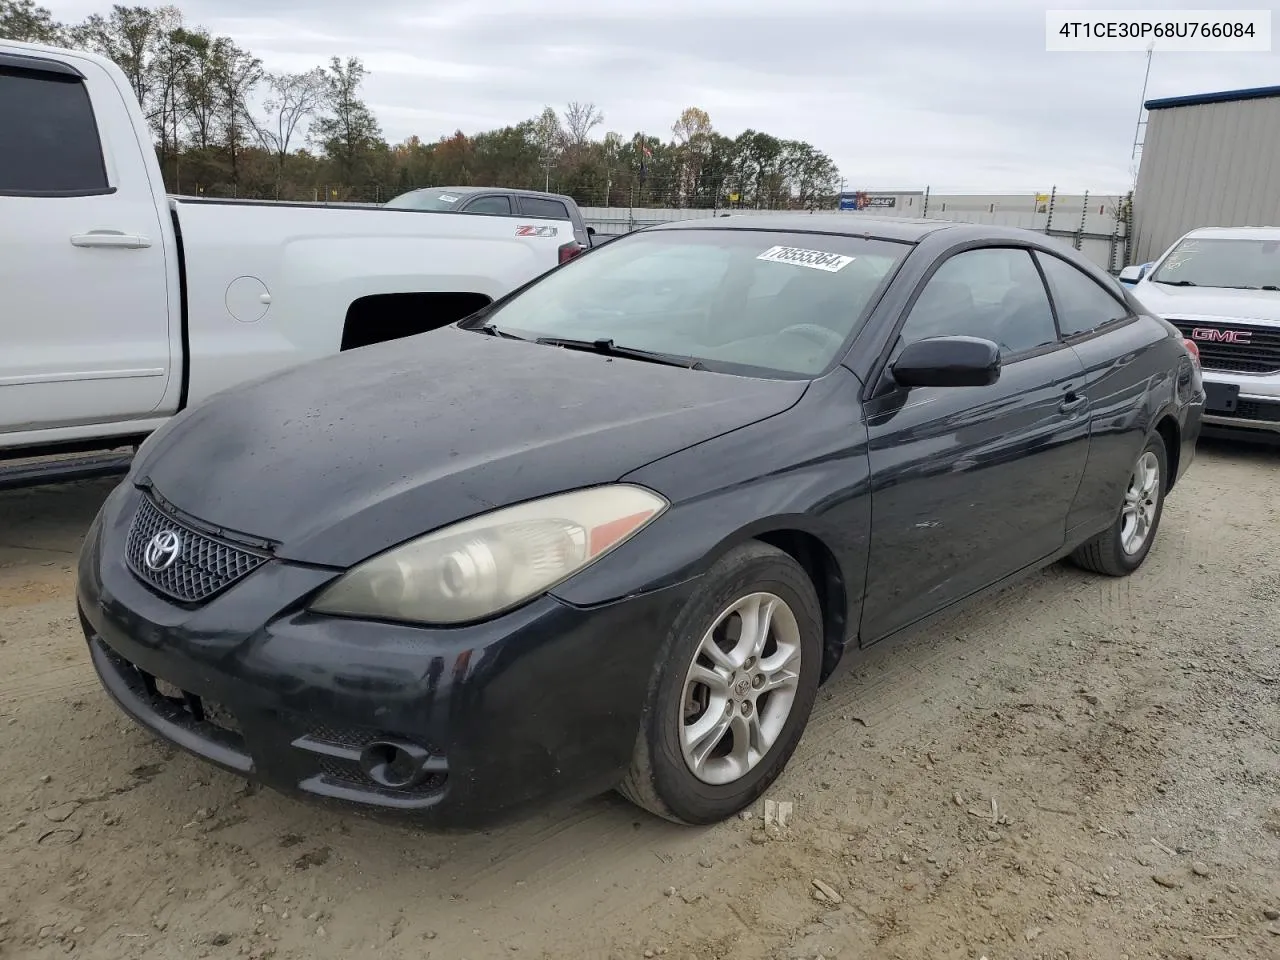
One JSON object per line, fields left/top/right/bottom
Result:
{"left": 45, "top": 0, "right": 1280, "bottom": 192}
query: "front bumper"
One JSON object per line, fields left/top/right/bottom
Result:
{"left": 76, "top": 482, "right": 690, "bottom": 829}
{"left": 1198, "top": 370, "right": 1280, "bottom": 434}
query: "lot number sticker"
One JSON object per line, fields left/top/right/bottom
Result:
{"left": 757, "top": 245, "right": 854, "bottom": 272}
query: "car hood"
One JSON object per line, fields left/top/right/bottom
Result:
{"left": 135, "top": 326, "right": 807, "bottom": 567}
{"left": 1132, "top": 282, "right": 1280, "bottom": 323}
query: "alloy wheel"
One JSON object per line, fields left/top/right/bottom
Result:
{"left": 1121, "top": 450, "right": 1161, "bottom": 555}
{"left": 678, "top": 591, "right": 803, "bottom": 785}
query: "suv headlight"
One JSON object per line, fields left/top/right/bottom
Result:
{"left": 309, "top": 484, "right": 668, "bottom": 625}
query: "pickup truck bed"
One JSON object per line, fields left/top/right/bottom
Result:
{"left": 1, "top": 39, "right": 578, "bottom": 480}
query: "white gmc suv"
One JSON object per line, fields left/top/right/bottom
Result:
{"left": 1125, "top": 226, "right": 1280, "bottom": 438}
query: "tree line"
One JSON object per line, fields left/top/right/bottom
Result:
{"left": 2, "top": 1, "right": 844, "bottom": 209}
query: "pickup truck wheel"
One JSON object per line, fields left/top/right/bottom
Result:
{"left": 617, "top": 543, "right": 822, "bottom": 825}
{"left": 1070, "top": 432, "right": 1167, "bottom": 577}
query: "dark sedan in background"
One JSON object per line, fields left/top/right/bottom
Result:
{"left": 76, "top": 215, "right": 1204, "bottom": 829}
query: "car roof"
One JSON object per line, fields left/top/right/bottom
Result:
{"left": 417, "top": 185, "right": 576, "bottom": 202}
{"left": 649, "top": 213, "right": 1038, "bottom": 244}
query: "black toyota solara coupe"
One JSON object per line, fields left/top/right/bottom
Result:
{"left": 77, "top": 215, "right": 1205, "bottom": 829}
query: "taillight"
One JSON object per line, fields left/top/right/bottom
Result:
{"left": 558, "top": 241, "right": 585, "bottom": 265}
{"left": 1183, "top": 338, "right": 1200, "bottom": 366}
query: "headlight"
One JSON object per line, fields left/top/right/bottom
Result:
{"left": 309, "top": 484, "right": 668, "bottom": 625}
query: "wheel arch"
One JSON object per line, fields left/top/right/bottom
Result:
{"left": 339, "top": 291, "right": 492, "bottom": 351}
{"left": 693, "top": 516, "right": 855, "bottom": 684}
{"left": 1152, "top": 409, "right": 1182, "bottom": 493}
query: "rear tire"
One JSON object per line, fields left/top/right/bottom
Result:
{"left": 617, "top": 542, "right": 823, "bottom": 825}
{"left": 1070, "top": 431, "right": 1167, "bottom": 577}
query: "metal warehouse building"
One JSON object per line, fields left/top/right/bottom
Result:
{"left": 1132, "top": 84, "right": 1280, "bottom": 264}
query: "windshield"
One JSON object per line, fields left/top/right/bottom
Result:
{"left": 385, "top": 188, "right": 469, "bottom": 211}
{"left": 1150, "top": 236, "right": 1280, "bottom": 289}
{"left": 472, "top": 229, "right": 910, "bottom": 378}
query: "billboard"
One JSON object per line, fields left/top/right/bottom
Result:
{"left": 839, "top": 192, "right": 897, "bottom": 210}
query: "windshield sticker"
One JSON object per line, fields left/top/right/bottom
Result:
{"left": 437, "top": 193, "right": 460, "bottom": 203}
{"left": 756, "top": 245, "right": 854, "bottom": 272}
{"left": 516, "top": 224, "right": 558, "bottom": 237}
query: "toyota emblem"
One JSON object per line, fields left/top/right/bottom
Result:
{"left": 143, "top": 530, "right": 183, "bottom": 571}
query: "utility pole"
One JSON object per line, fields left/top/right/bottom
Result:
{"left": 1130, "top": 43, "right": 1155, "bottom": 167}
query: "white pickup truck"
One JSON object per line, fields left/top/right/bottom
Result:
{"left": 1, "top": 39, "right": 581, "bottom": 481}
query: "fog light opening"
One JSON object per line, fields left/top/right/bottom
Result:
{"left": 358, "top": 739, "right": 431, "bottom": 790}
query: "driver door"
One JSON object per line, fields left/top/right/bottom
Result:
{"left": 859, "top": 246, "right": 1091, "bottom": 641}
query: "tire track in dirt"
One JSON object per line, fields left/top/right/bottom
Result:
{"left": 3, "top": 456, "right": 1279, "bottom": 960}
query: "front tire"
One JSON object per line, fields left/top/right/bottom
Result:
{"left": 617, "top": 542, "right": 823, "bottom": 825}
{"left": 1070, "top": 431, "right": 1168, "bottom": 577}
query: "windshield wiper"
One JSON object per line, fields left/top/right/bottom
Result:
{"left": 1151, "top": 279, "right": 1197, "bottom": 286}
{"left": 1218, "top": 284, "right": 1280, "bottom": 291}
{"left": 473, "top": 322, "right": 530, "bottom": 340}
{"left": 534, "top": 336, "right": 705, "bottom": 369}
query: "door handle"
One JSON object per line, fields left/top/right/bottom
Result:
{"left": 1059, "top": 393, "right": 1088, "bottom": 415}
{"left": 71, "top": 230, "right": 152, "bottom": 249}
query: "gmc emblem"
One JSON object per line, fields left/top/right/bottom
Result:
{"left": 1191, "top": 327, "right": 1252, "bottom": 344}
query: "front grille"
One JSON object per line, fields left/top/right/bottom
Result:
{"left": 96, "top": 640, "right": 248, "bottom": 754}
{"left": 125, "top": 495, "right": 268, "bottom": 604}
{"left": 1235, "top": 399, "right": 1280, "bottom": 423}
{"left": 1167, "top": 318, "right": 1280, "bottom": 374}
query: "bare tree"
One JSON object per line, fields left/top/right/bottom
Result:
{"left": 71, "top": 5, "right": 182, "bottom": 111}
{"left": 672, "top": 106, "right": 712, "bottom": 147}
{"left": 562, "top": 101, "right": 603, "bottom": 150}
{"left": 311, "top": 56, "right": 383, "bottom": 185}
{"left": 253, "top": 68, "right": 327, "bottom": 197}
{"left": 672, "top": 106, "right": 713, "bottom": 206}
{"left": 213, "top": 39, "right": 262, "bottom": 190}
{"left": 532, "top": 106, "right": 563, "bottom": 190}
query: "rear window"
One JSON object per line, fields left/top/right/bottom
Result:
{"left": 482, "top": 229, "right": 910, "bottom": 378}
{"left": 519, "top": 196, "right": 571, "bottom": 221}
{"left": 0, "top": 65, "right": 109, "bottom": 195}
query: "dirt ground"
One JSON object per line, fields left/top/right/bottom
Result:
{"left": 2, "top": 439, "right": 1279, "bottom": 960}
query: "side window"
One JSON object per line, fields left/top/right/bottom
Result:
{"left": 463, "top": 195, "right": 512, "bottom": 215}
{"left": 899, "top": 248, "right": 1057, "bottom": 357}
{"left": 519, "top": 196, "right": 571, "bottom": 221}
{"left": 0, "top": 66, "right": 109, "bottom": 195}
{"left": 1036, "top": 252, "right": 1131, "bottom": 336}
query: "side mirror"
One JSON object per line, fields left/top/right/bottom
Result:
{"left": 891, "top": 336, "right": 1001, "bottom": 388}
{"left": 1117, "top": 263, "right": 1148, "bottom": 285}
{"left": 586, "top": 225, "right": 596, "bottom": 236}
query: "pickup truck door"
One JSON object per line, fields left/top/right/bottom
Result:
{"left": 0, "top": 50, "right": 174, "bottom": 435}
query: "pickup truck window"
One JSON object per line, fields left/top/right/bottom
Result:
{"left": 519, "top": 196, "right": 571, "bottom": 221}
{"left": 464, "top": 195, "right": 512, "bottom": 215}
{"left": 0, "top": 65, "right": 109, "bottom": 196}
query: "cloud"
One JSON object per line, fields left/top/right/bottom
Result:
{"left": 44, "top": 0, "right": 1280, "bottom": 191}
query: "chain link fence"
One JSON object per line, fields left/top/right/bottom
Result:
{"left": 177, "top": 178, "right": 1135, "bottom": 274}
